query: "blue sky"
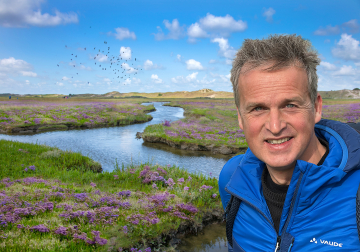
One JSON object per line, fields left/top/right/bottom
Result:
{"left": 0, "top": 0, "right": 359, "bottom": 95}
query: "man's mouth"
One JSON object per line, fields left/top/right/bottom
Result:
{"left": 266, "top": 137, "right": 293, "bottom": 144}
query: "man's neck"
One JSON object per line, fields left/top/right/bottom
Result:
{"left": 267, "top": 136, "right": 327, "bottom": 186}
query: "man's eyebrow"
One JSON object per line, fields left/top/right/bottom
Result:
{"left": 245, "top": 97, "right": 304, "bottom": 110}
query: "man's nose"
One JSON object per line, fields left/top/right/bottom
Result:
{"left": 265, "top": 109, "right": 286, "bottom": 134}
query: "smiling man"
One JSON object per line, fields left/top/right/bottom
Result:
{"left": 219, "top": 34, "right": 360, "bottom": 251}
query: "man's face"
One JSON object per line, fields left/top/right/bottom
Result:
{"left": 237, "top": 64, "right": 323, "bottom": 171}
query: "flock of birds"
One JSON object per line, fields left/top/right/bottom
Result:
{"left": 56, "top": 29, "right": 143, "bottom": 86}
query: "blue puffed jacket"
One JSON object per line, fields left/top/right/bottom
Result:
{"left": 219, "top": 119, "right": 360, "bottom": 251}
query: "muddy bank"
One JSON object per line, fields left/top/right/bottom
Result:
{"left": 141, "top": 134, "right": 247, "bottom": 155}
{"left": 0, "top": 115, "right": 153, "bottom": 134}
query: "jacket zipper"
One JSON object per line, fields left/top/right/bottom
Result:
{"left": 279, "top": 172, "right": 304, "bottom": 249}
{"left": 225, "top": 171, "right": 304, "bottom": 252}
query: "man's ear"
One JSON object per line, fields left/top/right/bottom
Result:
{"left": 314, "top": 93, "right": 323, "bottom": 124}
{"left": 237, "top": 108, "right": 244, "bottom": 130}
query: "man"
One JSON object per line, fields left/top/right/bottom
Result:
{"left": 219, "top": 34, "right": 360, "bottom": 251}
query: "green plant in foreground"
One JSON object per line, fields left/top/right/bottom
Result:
{"left": 0, "top": 140, "right": 222, "bottom": 251}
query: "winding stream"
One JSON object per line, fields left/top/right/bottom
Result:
{"left": 0, "top": 101, "right": 229, "bottom": 251}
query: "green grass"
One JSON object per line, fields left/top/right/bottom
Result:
{"left": 0, "top": 140, "right": 222, "bottom": 251}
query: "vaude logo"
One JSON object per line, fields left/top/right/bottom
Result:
{"left": 310, "top": 237, "right": 343, "bottom": 247}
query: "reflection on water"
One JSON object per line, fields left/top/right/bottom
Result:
{"left": 177, "top": 222, "right": 228, "bottom": 252}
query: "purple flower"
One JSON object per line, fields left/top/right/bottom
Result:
{"left": 17, "top": 224, "right": 24, "bottom": 229}
{"left": 177, "top": 178, "right": 184, "bottom": 183}
{"left": 163, "top": 120, "right": 171, "bottom": 127}
{"left": 29, "top": 224, "right": 50, "bottom": 233}
{"left": 118, "top": 190, "right": 131, "bottom": 198}
{"left": 123, "top": 225, "right": 128, "bottom": 234}
{"left": 165, "top": 178, "right": 175, "bottom": 188}
{"left": 54, "top": 226, "right": 67, "bottom": 235}
{"left": 28, "top": 165, "right": 36, "bottom": 171}
{"left": 152, "top": 183, "right": 158, "bottom": 189}
{"left": 184, "top": 186, "right": 189, "bottom": 191}
{"left": 212, "top": 193, "right": 217, "bottom": 198}
{"left": 187, "top": 176, "right": 192, "bottom": 181}
{"left": 145, "top": 248, "right": 151, "bottom": 252}
{"left": 90, "top": 182, "right": 96, "bottom": 187}
{"left": 34, "top": 118, "right": 41, "bottom": 124}
{"left": 24, "top": 168, "right": 28, "bottom": 172}
{"left": 114, "top": 175, "right": 119, "bottom": 179}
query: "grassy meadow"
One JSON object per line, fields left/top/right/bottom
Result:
{"left": 0, "top": 140, "right": 221, "bottom": 251}
{"left": 0, "top": 97, "right": 155, "bottom": 134}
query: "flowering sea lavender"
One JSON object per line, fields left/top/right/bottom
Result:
{"left": 90, "top": 182, "right": 96, "bottom": 187}
{"left": 212, "top": 193, "right": 217, "bottom": 198}
{"left": 184, "top": 186, "right": 189, "bottom": 191}
{"left": 163, "top": 120, "right": 171, "bottom": 127}
{"left": 118, "top": 190, "right": 131, "bottom": 198}
{"left": 123, "top": 225, "right": 128, "bottom": 234}
{"left": 29, "top": 224, "right": 50, "bottom": 233}
{"left": 114, "top": 175, "right": 119, "bottom": 179}
{"left": 165, "top": 178, "right": 175, "bottom": 189}
{"left": 177, "top": 178, "right": 184, "bottom": 184}
{"left": 54, "top": 226, "right": 68, "bottom": 235}
{"left": 73, "top": 193, "right": 87, "bottom": 202}
{"left": 199, "top": 185, "right": 213, "bottom": 192}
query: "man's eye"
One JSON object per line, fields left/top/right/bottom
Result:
{"left": 253, "top": 107, "right": 262, "bottom": 111}
{"left": 286, "top": 104, "right": 295, "bottom": 108}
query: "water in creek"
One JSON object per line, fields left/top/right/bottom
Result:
{"left": 0, "top": 102, "right": 230, "bottom": 251}
{"left": 0, "top": 102, "right": 232, "bottom": 178}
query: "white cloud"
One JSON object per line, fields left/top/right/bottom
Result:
{"left": 121, "top": 63, "right": 137, "bottom": 74}
{"left": 79, "top": 65, "right": 92, "bottom": 71}
{"left": 25, "top": 80, "right": 29, "bottom": 84}
{"left": 320, "top": 61, "right": 337, "bottom": 71}
{"left": 332, "top": 65, "right": 356, "bottom": 76}
{"left": 20, "top": 71, "right": 37, "bottom": 77}
{"left": 132, "top": 77, "right": 141, "bottom": 84}
{"left": 104, "top": 78, "right": 111, "bottom": 82}
{"left": 263, "top": 7, "right": 276, "bottom": 23}
{"left": 209, "top": 59, "right": 216, "bottom": 64}
{"left": 0, "top": 57, "right": 32, "bottom": 72}
{"left": 332, "top": 33, "right": 360, "bottom": 61}
{"left": 211, "top": 37, "right": 237, "bottom": 64}
{"left": 177, "top": 54, "right": 182, "bottom": 61}
{"left": 62, "top": 76, "right": 70, "bottom": 81}
{"left": 186, "top": 59, "right": 204, "bottom": 70}
{"left": 187, "top": 22, "right": 208, "bottom": 39}
{"left": 152, "top": 19, "right": 185, "bottom": 40}
{"left": 143, "top": 59, "right": 162, "bottom": 70}
{"left": 343, "top": 19, "right": 359, "bottom": 33}
{"left": 151, "top": 74, "right": 163, "bottom": 83}
{"left": 199, "top": 13, "right": 247, "bottom": 34}
{"left": 56, "top": 82, "right": 64, "bottom": 86}
{"left": 314, "top": 25, "right": 340, "bottom": 36}
{"left": 120, "top": 46, "right": 131, "bottom": 60}
{"left": 94, "top": 53, "right": 108, "bottom": 62}
{"left": 0, "top": 0, "right": 78, "bottom": 27}
{"left": 314, "top": 19, "right": 360, "bottom": 36}
{"left": 0, "top": 57, "right": 38, "bottom": 78}
{"left": 187, "top": 13, "right": 247, "bottom": 41}
{"left": 108, "top": 27, "right": 136, "bottom": 40}
{"left": 186, "top": 72, "right": 198, "bottom": 82}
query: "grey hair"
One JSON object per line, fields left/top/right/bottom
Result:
{"left": 230, "top": 34, "right": 321, "bottom": 110}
